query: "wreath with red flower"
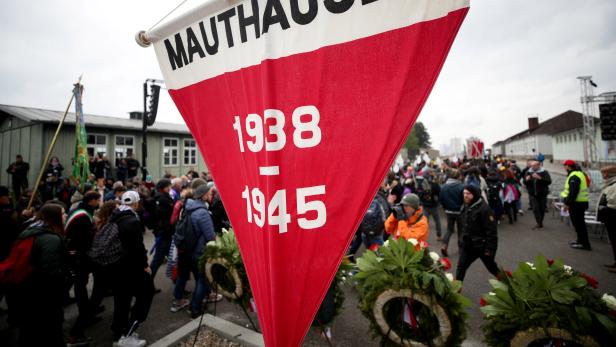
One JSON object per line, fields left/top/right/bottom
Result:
{"left": 480, "top": 255, "right": 616, "bottom": 347}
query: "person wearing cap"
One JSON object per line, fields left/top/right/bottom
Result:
{"left": 455, "top": 185, "right": 499, "bottom": 282}
{"left": 109, "top": 190, "right": 153, "bottom": 344}
{"left": 560, "top": 160, "right": 591, "bottom": 250}
{"left": 171, "top": 183, "right": 220, "bottom": 317}
{"left": 384, "top": 193, "right": 429, "bottom": 242}
{"left": 150, "top": 178, "right": 175, "bottom": 283}
{"left": 598, "top": 166, "right": 616, "bottom": 272}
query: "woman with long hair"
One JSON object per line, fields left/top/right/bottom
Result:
{"left": 15, "top": 201, "right": 68, "bottom": 347}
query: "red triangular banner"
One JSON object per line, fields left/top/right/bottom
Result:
{"left": 148, "top": 1, "right": 468, "bottom": 346}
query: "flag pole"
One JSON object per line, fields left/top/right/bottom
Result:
{"left": 27, "top": 76, "right": 82, "bottom": 210}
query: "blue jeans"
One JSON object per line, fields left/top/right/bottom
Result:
{"left": 150, "top": 235, "right": 171, "bottom": 278}
{"left": 423, "top": 206, "right": 442, "bottom": 236}
{"left": 173, "top": 253, "right": 210, "bottom": 314}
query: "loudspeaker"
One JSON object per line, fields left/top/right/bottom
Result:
{"left": 600, "top": 102, "right": 616, "bottom": 141}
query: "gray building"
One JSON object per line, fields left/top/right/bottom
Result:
{"left": 0, "top": 104, "right": 208, "bottom": 188}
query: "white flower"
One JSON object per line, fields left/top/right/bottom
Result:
{"left": 429, "top": 251, "right": 440, "bottom": 262}
{"left": 525, "top": 262, "right": 536, "bottom": 270}
{"left": 222, "top": 228, "right": 229, "bottom": 234}
{"left": 445, "top": 273, "right": 454, "bottom": 282}
{"left": 488, "top": 292, "right": 496, "bottom": 296}
{"left": 206, "top": 241, "right": 216, "bottom": 247}
{"left": 602, "top": 294, "right": 616, "bottom": 310}
{"left": 383, "top": 240, "right": 390, "bottom": 248}
{"left": 408, "top": 238, "right": 418, "bottom": 246}
{"left": 563, "top": 265, "right": 573, "bottom": 275}
{"left": 341, "top": 276, "right": 347, "bottom": 283}
{"left": 376, "top": 257, "right": 384, "bottom": 262}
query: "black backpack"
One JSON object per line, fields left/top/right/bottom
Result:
{"left": 173, "top": 208, "right": 202, "bottom": 252}
{"left": 358, "top": 198, "right": 386, "bottom": 237}
{"left": 88, "top": 222, "right": 123, "bottom": 266}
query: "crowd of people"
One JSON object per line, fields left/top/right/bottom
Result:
{"left": 1, "top": 154, "right": 228, "bottom": 347}
{"left": 2, "top": 151, "right": 616, "bottom": 346}
{"left": 348, "top": 155, "right": 616, "bottom": 282}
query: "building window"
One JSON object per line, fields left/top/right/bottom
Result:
{"left": 87, "top": 134, "right": 107, "bottom": 157}
{"left": 163, "top": 138, "right": 179, "bottom": 166}
{"left": 184, "top": 139, "right": 197, "bottom": 165}
{"left": 114, "top": 135, "right": 135, "bottom": 163}
{"left": 573, "top": 133, "right": 577, "bottom": 141}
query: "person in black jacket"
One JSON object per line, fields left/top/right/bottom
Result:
{"left": 150, "top": 178, "right": 174, "bottom": 283}
{"left": 109, "top": 191, "right": 153, "bottom": 344}
{"left": 14, "top": 202, "right": 67, "bottom": 347}
{"left": 6, "top": 154, "right": 29, "bottom": 199}
{"left": 523, "top": 160, "right": 551, "bottom": 229}
{"left": 64, "top": 191, "right": 100, "bottom": 344}
{"left": 455, "top": 185, "right": 499, "bottom": 282}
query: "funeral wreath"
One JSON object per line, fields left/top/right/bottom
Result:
{"left": 480, "top": 255, "right": 616, "bottom": 347}
{"left": 355, "top": 237, "right": 469, "bottom": 347}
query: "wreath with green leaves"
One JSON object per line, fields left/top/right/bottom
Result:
{"left": 355, "top": 237, "right": 469, "bottom": 346}
{"left": 480, "top": 255, "right": 616, "bottom": 347}
{"left": 199, "top": 228, "right": 253, "bottom": 309}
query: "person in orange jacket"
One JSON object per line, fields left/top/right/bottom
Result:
{"left": 384, "top": 193, "right": 429, "bottom": 241}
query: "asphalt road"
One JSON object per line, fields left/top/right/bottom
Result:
{"left": 2, "top": 197, "right": 615, "bottom": 346}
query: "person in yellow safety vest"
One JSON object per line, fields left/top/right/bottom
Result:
{"left": 560, "top": 159, "right": 591, "bottom": 250}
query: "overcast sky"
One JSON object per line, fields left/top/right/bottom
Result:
{"left": 1, "top": 0, "right": 615, "bottom": 151}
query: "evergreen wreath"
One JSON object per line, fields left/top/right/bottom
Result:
{"left": 355, "top": 237, "right": 469, "bottom": 347}
{"left": 480, "top": 255, "right": 616, "bottom": 347}
{"left": 199, "top": 228, "right": 253, "bottom": 309}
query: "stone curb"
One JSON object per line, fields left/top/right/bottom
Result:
{"left": 150, "top": 314, "right": 264, "bottom": 347}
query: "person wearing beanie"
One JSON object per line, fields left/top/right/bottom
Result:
{"left": 384, "top": 193, "right": 429, "bottom": 242}
{"left": 561, "top": 160, "right": 591, "bottom": 250}
{"left": 455, "top": 185, "right": 499, "bottom": 282}
{"left": 599, "top": 166, "right": 616, "bottom": 272}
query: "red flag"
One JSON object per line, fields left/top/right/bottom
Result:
{"left": 147, "top": 1, "right": 468, "bottom": 345}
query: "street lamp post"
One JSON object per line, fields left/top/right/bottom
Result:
{"left": 142, "top": 78, "right": 163, "bottom": 180}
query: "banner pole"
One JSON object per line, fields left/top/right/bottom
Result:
{"left": 27, "top": 77, "right": 81, "bottom": 210}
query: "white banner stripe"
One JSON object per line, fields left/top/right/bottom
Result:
{"left": 259, "top": 166, "right": 280, "bottom": 176}
{"left": 154, "top": 0, "right": 469, "bottom": 90}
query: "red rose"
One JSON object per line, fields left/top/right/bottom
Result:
{"left": 439, "top": 258, "right": 452, "bottom": 271}
{"left": 581, "top": 273, "right": 599, "bottom": 289}
{"left": 480, "top": 297, "right": 487, "bottom": 307}
{"left": 547, "top": 259, "right": 554, "bottom": 266}
{"left": 368, "top": 243, "right": 380, "bottom": 252}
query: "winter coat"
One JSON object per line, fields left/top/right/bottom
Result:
{"left": 155, "top": 191, "right": 174, "bottom": 238}
{"left": 109, "top": 208, "right": 148, "bottom": 273}
{"left": 440, "top": 178, "right": 464, "bottom": 213}
{"left": 600, "top": 176, "right": 616, "bottom": 210}
{"left": 458, "top": 198, "right": 497, "bottom": 252}
{"left": 523, "top": 167, "right": 552, "bottom": 197}
{"left": 18, "top": 223, "right": 67, "bottom": 293}
{"left": 184, "top": 198, "right": 216, "bottom": 260}
{"left": 64, "top": 203, "right": 95, "bottom": 261}
{"left": 209, "top": 193, "right": 230, "bottom": 234}
{"left": 384, "top": 207, "right": 429, "bottom": 241}
{"left": 416, "top": 178, "right": 440, "bottom": 208}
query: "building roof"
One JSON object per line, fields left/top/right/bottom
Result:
{"left": 492, "top": 110, "right": 596, "bottom": 146}
{"left": 0, "top": 104, "right": 190, "bottom": 134}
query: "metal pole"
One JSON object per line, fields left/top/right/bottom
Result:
{"left": 142, "top": 81, "right": 148, "bottom": 181}
{"left": 27, "top": 78, "right": 80, "bottom": 209}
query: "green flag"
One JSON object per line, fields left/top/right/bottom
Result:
{"left": 72, "top": 83, "right": 89, "bottom": 186}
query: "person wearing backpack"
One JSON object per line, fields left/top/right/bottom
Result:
{"left": 64, "top": 191, "right": 101, "bottom": 345}
{"left": 170, "top": 184, "right": 220, "bottom": 317}
{"left": 10, "top": 202, "right": 68, "bottom": 347}
{"left": 109, "top": 191, "right": 154, "bottom": 344}
{"left": 485, "top": 170, "right": 503, "bottom": 223}
{"left": 416, "top": 172, "right": 442, "bottom": 240}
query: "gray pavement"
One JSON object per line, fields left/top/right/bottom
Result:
{"left": 2, "top": 203, "right": 615, "bottom": 346}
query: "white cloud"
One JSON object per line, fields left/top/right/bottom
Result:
{"left": 1, "top": 0, "right": 614, "bottom": 150}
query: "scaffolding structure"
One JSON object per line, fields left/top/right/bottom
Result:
{"left": 577, "top": 76, "right": 598, "bottom": 167}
